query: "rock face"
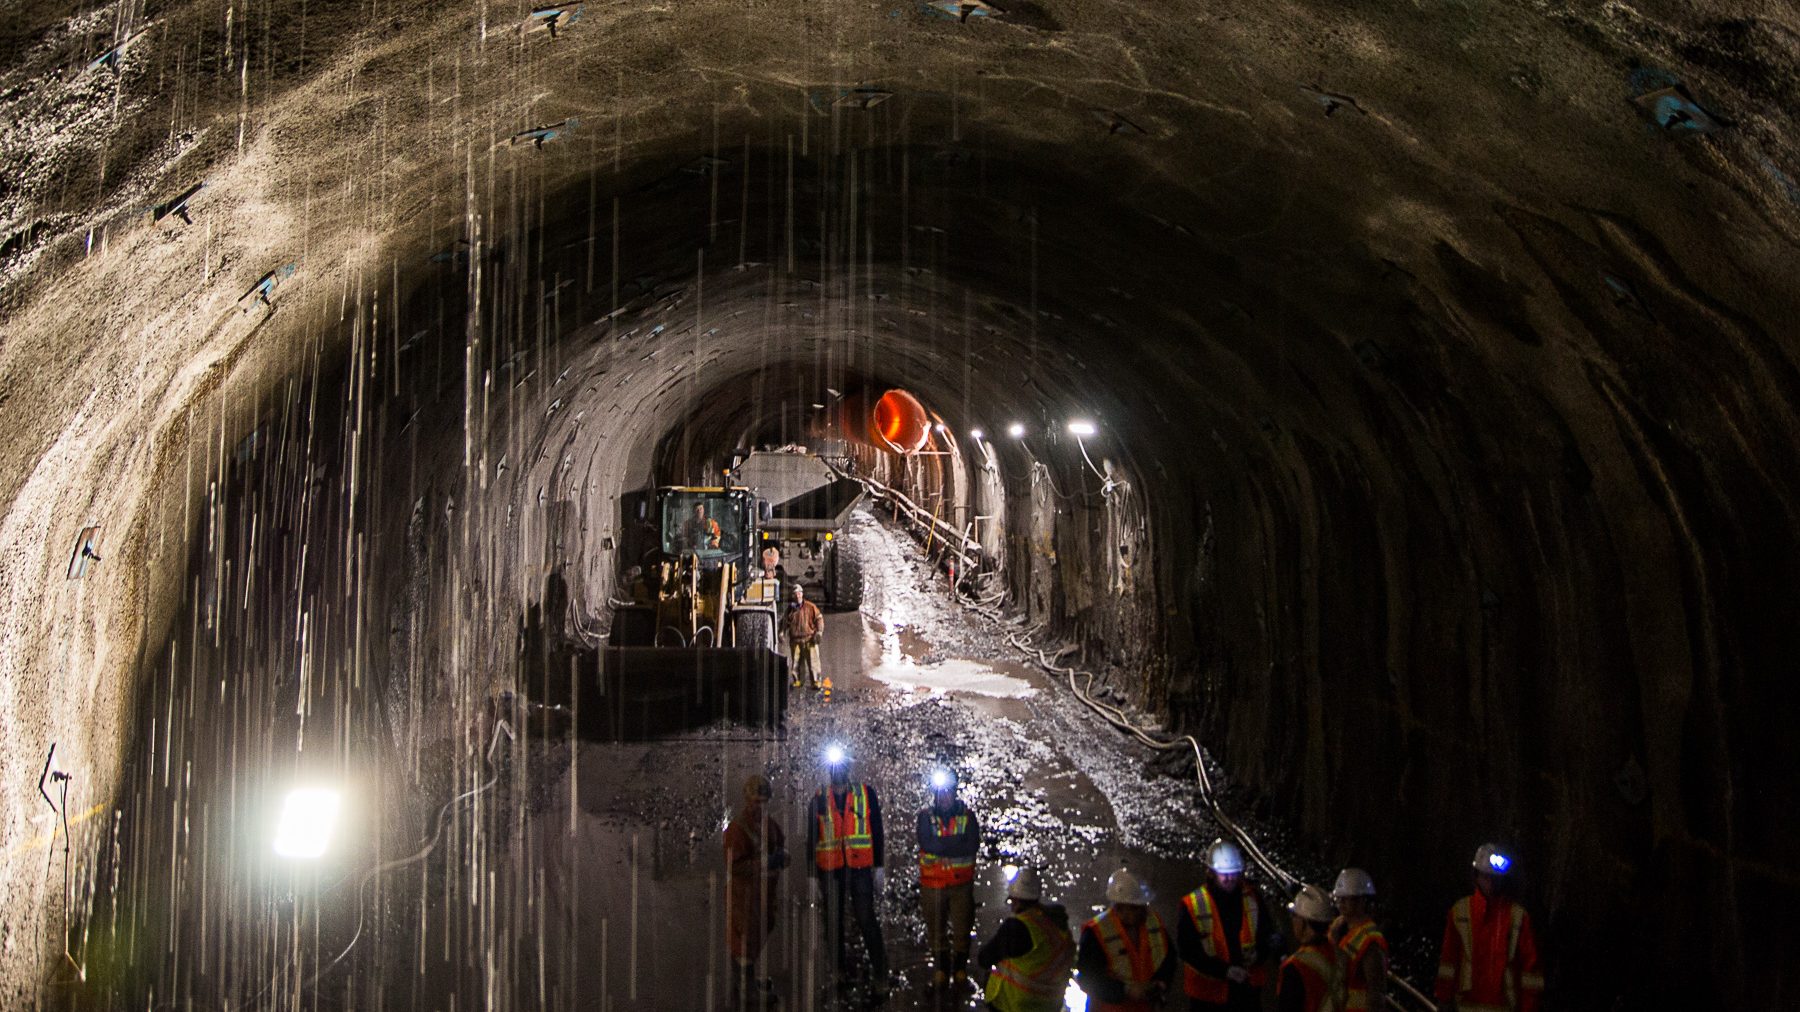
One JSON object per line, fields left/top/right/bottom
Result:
{"left": 1, "top": 0, "right": 1798, "bottom": 1007}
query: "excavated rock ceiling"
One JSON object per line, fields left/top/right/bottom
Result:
{"left": 2, "top": 0, "right": 1799, "bottom": 1005}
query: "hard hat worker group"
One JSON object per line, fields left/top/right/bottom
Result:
{"left": 724, "top": 744, "right": 1543, "bottom": 1012}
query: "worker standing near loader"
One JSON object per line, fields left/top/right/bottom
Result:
{"left": 917, "top": 766, "right": 981, "bottom": 988}
{"left": 1178, "top": 839, "right": 1279, "bottom": 1011}
{"left": 1076, "top": 867, "right": 1176, "bottom": 1011}
{"left": 976, "top": 866, "right": 1075, "bottom": 1012}
{"left": 1435, "top": 845, "right": 1544, "bottom": 1012}
{"left": 785, "top": 584, "right": 824, "bottom": 690}
{"left": 807, "top": 746, "right": 889, "bottom": 1002}
{"left": 1328, "top": 869, "right": 1388, "bottom": 1012}
{"left": 724, "top": 774, "right": 788, "bottom": 1009}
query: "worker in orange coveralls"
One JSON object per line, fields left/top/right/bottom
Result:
{"left": 725, "top": 774, "right": 788, "bottom": 1009}
{"left": 1434, "top": 844, "right": 1544, "bottom": 1012}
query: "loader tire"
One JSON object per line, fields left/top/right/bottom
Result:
{"left": 733, "top": 609, "right": 776, "bottom": 653}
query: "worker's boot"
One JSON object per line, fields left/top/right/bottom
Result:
{"left": 930, "top": 950, "right": 950, "bottom": 989}
{"left": 950, "top": 950, "right": 969, "bottom": 988}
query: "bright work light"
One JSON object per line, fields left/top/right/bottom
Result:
{"left": 1007, "top": 423, "right": 1026, "bottom": 438}
{"left": 969, "top": 428, "right": 984, "bottom": 440}
{"left": 273, "top": 787, "right": 341, "bottom": 859}
{"left": 930, "top": 768, "right": 953, "bottom": 791}
{"left": 824, "top": 743, "right": 847, "bottom": 766}
{"left": 1486, "top": 852, "right": 1512, "bottom": 873}
{"left": 1067, "top": 420, "right": 1098, "bottom": 437}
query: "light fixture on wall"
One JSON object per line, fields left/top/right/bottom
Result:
{"left": 273, "top": 787, "right": 342, "bottom": 859}
{"left": 1066, "top": 419, "right": 1123, "bottom": 498}
{"left": 1007, "top": 423, "right": 1026, "bottom": 439}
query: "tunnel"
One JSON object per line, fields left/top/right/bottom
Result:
{"left": 2, "top": 1, "right": 1798, "bottom": 1009}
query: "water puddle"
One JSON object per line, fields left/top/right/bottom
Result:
{"left": 865, "top": 614, "right": 1038, "bottom": 698}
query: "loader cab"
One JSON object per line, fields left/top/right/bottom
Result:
{"left": 654, "top": 485, "right": 772, "bottom": 572}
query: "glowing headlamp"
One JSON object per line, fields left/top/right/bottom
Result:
{"left": 823, "top": 743, "right": 847, "bottom": 767}
{"left": 930, "top": 768, "right": 954, "bottom": 791}
{"left": 1487, "top": 852, "right": 1512, "bottom": 873}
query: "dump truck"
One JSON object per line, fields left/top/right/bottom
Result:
{"left": 732, "top": 449, "right": 865, "bottom": 611}
{"left": 586, "top": 485, "right": 788, "bottom": 737}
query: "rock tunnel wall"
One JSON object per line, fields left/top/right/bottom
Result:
{"left": 2, "top": 0, "right": 1800, "bottom": 1006}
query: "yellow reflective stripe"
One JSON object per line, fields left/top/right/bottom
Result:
{"left": 1451, "top": 897, "right": 1474, "bottom": 992}
{"left": 994, "top": 907, "right": 1073, "bottom": 996}
{"left": 1521, "top": 973, "right": 1545, "bottom": 988}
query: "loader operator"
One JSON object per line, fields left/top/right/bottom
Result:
{"left": 680, "top": 502, "right": 722, "bottom": 552}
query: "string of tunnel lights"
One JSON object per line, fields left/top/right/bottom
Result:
{"left": 963, "top": 419, "right": 1126, "bottom": 498}
{"left": 843, "top": 466, "right": 1444, "bottom": 1012}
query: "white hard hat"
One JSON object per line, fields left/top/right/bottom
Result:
{"left": 1331, "top": 868, "right": 1376, "bottom": 899}
{"left": 1473, "top": 844, "right": 1514, "bottom": 875}
{"left": 1105, "top": 868, "right": 1150, "bottom": 906}
{"left": 1288, "top": 884, "right": 1335, "bottom": 923}
{"left": 1007, "top": 866, "right": 1043, "bottom": 901}
{"left": 1207, "top": 839, "right": 1246, "bottom": 876}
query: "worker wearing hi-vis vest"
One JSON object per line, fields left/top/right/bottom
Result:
{"left": 1278, "top": 885, "right": 1343, "bottom": 1012}
{"left": 806, "top": 745, "right": 889, "bottom": 999}
{"left": 1178, "top": 840, "right": 1279, "bottom": 1011}
{"left": 1435, "top": 845, "right": 1543, "bottom": 1012}
{"left": 1327, "top": 869, "right": 1388, "bottom": 1012}
{"left": 1076, "top": 868, "right": 1176, "bottom": 1012}
{"left": 977, "top": 866, "right": 1075, "bottom": 1012}
{"left": 917, "top": 767, "right": 980, "bottom": 988}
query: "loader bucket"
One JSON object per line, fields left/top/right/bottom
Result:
{"left": 573, "top": 646, "right": 789, "bottom": 740}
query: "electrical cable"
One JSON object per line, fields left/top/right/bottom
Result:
{"left": 842, "top": 472, "right": 1436, "bottom": 1012}
{"left": 244, "top": 719, "right": 517, "bottom": 1010}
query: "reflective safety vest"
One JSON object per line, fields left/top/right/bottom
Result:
{"left": 813, "top": 785, "right": 875, "bottom": 871}
{"left": 984, "top": 905, "right": 1075, "bottom": 1012}
{"left": 1437, "top": 895, "right": 1544, "bottom": 1012}
{"left": 1181, "top": 884, "right": 1267, "bottom": 1000}
{"left": 1083, "top": 908, "right": 1170, "bottom": 1012}
{"left": 918, "top": 811, "right": 976, "bottom": 888}
{"left": 1280, "top": 941, "right": 1342, "bottom": 1012}
{"left": 1337, "top": 919, "right": 1389, "bottom": 1010}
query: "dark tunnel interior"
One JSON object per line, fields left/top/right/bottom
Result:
{"left": 3, "top": 1, "right": 1800, "bottom": 1009}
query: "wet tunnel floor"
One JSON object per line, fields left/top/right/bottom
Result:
{"left": 516, "top": 508, "right": 1305, "bottom": 1011}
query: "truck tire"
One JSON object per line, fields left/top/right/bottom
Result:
{"left": 733, "top": 608, "right": 777, "bottom": 653}
{"left": 828, "top": 540, "right": 863, "bottom": 613}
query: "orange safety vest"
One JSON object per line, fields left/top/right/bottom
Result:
{"left": 1083, "top": 908, "right": 1170, "bottom": 1012}
{"left": 813, "top": 785, "right": 875, "bottom": 871}
{"left": 1436, "top": 895, "right": 1543, "bottom": 1012}
{"left": 1338, "top": 919, "right": 1388, "bottom": 1010}
{"left": 985, "top": 905, "right": 1075, "bottom": 1012}
{"left": 1181, "top": 884, "right": 1267, "bottom": 1001}
{"left": 1279, "top": 941, "right": 1340, "bottom": 1012}
{"left": 919, "top": 812, "right": 976, "bottom": 888}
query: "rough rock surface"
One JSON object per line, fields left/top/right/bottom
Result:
{"left": 1, "top": 0, "right": 1797, "bottom": 1007}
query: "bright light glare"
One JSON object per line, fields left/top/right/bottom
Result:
{"left": 824, "top": 743, "right": 847, "bottom": 766}
{"left": 1063, "top": 977, "right": 1090, "bottom": 1011}
{"left": 930, "top": 768, "right": 953, "bottom": 790}
{"left": 1067, "top": 420, "right": 1098, "bottom": 437}
{"left": 1487, "top": 852, "right": 1512, "bottom": 873}
{"left": 1003, "top": 864, "right": 1020, "bottom": 883}
{"left": 273, "top": 788, "right": 341, "bottom": 859}
{"left": 1007, "top": 423, "right": 1026, "bottom": 439}
{"left": 970, "top": 428, "right": 984, "bottom": 440}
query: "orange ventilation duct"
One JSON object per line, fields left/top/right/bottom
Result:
{"left": 836, "top": 388, "right": 932, "bottom": 454}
